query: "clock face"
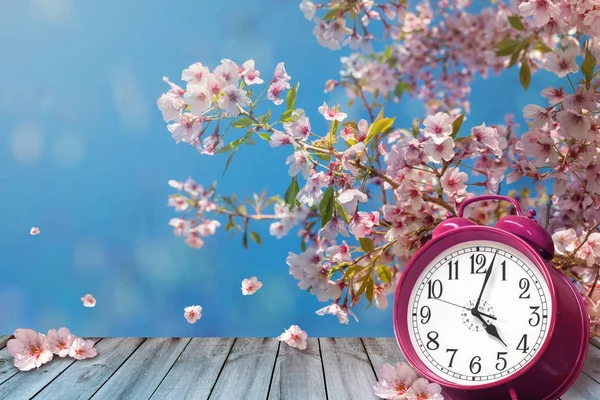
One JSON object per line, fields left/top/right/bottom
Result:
{"left": 407, "top": 240, "right": 553, "bottom": 385}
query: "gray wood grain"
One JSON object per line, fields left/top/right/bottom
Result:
{"left": 320, "top": 338, "right": 378, "bottom": 400}
{"left": 90, "top": 338, "right": 190, "bottom": 400}
{"left": 268, "top": 338, "right": 326, "bottom": 400}
{"left": 583, "top": 344, "right": 600, "bottom": 384}
{"left": 150, "top": 338, "right": 234, "bottom": 400}
{"left": 562, "top": 372, "right": 600, "bottom": 400}
{"left": 362, "top": 338, "right": 407, "bottom": 379}
{"left": 32, "top": 337, "right": 145, "bottom": 400}
{"left": 0, "top": 346, "right": 20, "bottom": 385}
{"left": 208, "top": 338, "right": 279, "bottom": 399}
{"left": 0, "top": 338, "right": 101, "bottom": 399}
{"left": 590, "top": 337, "right": 600, "bottom": 350}
{"left": 0, "top": 336, "right": 10, "bottom": 350}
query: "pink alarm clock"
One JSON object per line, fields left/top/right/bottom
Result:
{"left": 393, "top": 195, "right": 590, "bottom": 400}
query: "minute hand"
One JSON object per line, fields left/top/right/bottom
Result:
{"left": 473, "top": 251, "right": 497, "bottom": 311}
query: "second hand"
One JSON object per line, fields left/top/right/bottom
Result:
{"left": 433, "top": 298, "right": 497, "bottom": 320}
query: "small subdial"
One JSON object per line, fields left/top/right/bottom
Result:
{"left": 461, "top": 300, "right": 496, "bottom": 332}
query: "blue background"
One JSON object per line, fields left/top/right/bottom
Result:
{"left": 0, "top": 0, "right": 558, "bottom": 337}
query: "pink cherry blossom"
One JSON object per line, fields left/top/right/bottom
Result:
{"left": 285, "top": 150, "right": 311, "bottom": 179}
{"left": 518, "top": 0, "right": 559, "bottom": 28}
{"left": 277, "top": 325, "right": 308, "bottom": 350}
{"left": 422, "top": 112, "right": 452, "bottom": 142}
{"left": 213, "top": 59, "right": 240, "bottom": 86}
{"left": 541, "top": 86, "right": 567, "bottom": 105}
{"left": 81, "top": 293, "right": 96, "bottom": 308}
{"left": 338, "top": 188, "right": 368, "bottom": 214}
{"left": 183, "top": 83, "right": 211, "bottom": 116}
{"left": 241, "top": 277, "right": 263, "bottom": 295}
{"left": 157, "top": 93, "right": 184, "bottom": 122}
{"left": 552, "top": 229, "right": 577, "bottom": 254}
{"left": 423, "top": 137, "right": 455, "bottom": 163}
{"left": 440, "top": 168, "right": 467, "bottom": 199}
{"left": 299, "top": 0, "right": 317, "bottom": 21}
{"left": 69, "top": 338, "right": 97, "bottom": 360}
{"left": 30, "top": 227, "right": 40, "bottom": 236}
{"left": 406, "top": 378, "right": 444, "bottom": 400}
{"left": 240, "top": 59, "right": 264, "bottom": 85}
{"left": 273, "top": 62, "right": 291, "bottom": 83}
{"left": 218, "top": 85, "right": 250, "bottom": 116}
{"left": 47, "top": 327, "right": 75, "bottom": 357}
{"left": 184, "top": 305, "right": 202, "bottom": 324}
{"left": 545, "top": 48, "right": 579, "bottom": 78}
{"left": 182, "top": 62, "right": 210, "bottom": 83}
{"left": 326, "top": 241, "right": 351, "bottom": 262}
{"left": 7, "top": 329, "right": 53, "bottom": 371}
{"left": 318, "top": 102, "right": 347, "bottom": 122}
{"left": 268, "top": 81, "right": 291, "bottom": 105}
{"left": 315, "top": 302, "right": 359, "bottom": 324}
{"left": 373, "top": 362, "right": 418, "bottom": 399}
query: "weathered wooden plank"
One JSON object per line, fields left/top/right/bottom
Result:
{"left": 583, "top": 344, "right": 600, "bottom": 384}
{"left": 320, "top": 338, "right": 378, "bottom": 400}
{"left": 90, "top": 338, "right": 190, "bottom": 400}
{"left": 0, "top": 338, "right": 101, "bottom": 399}
{"left": 149, "top": 338, "right": 234, "bottom": 400}
{"left": 0, "top": 347, "right": 19, "bottom": 385}
{"left": 0, "top": 336, "right": 11, "bottom": 350}
{"left": 562, "top": 372, "right": 600, "bottom": 400}
{"left": 590, "top": 337, "right": 600, "bottom": 350}
{"left": 362, "top": 338, "right": 407, "bottom": 378}
{"left": 208, "top": 338, "right": 279, "bottom": 399}
{"left": 267, "top": 338, "right": 326, "bottom": 400}
{"left": 32, "top": 338, "right": 145, "bottom": 400}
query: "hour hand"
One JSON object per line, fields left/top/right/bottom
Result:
{"left": 472, "top": 310, "right": 507, "bottom": 347}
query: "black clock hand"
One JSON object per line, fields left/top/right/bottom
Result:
{"left": 473, "top": 312, "right": 507, "bottom": 347}
{"left": 432, "top": 298, "right": 497, "bottom": 320}
{"left": 473, "top": 251, "right": 497, "bottom": 311}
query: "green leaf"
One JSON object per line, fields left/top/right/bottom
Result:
{"left": 222, "top": 147, "right": 240, "bottom": 175}
{"left": 374, "top": 107, "right": 384, "bottom": 122}
{"left": 258, "top": 132, "right": 270, "bottom": 141}
{"left": 329, "top": 120, "right": 340, "bottom": 143}
{"left": 320, "top": 187, "right": 335, "bottom": 226}
{"left": 260, "top": 110, "right": 272, "bottom": 124}
{"left": 451, "top": 114, "right": 465, "bottom": 139}
{"left": 520, "top": 59, "right": 531, "bottom": 91}
{"left": 216, "top": 135, "right": 248, "bottom": 154}
{"left": 335, "top": 202, "right": 351, "bottom": 224}
{"left": 366, "top": 117, "right": 395, "bottom": 144}
{"left": 286, "top": 83, "right": 299, "bottom": 110}
{"left": 582, "top": 50, "right": 597, "bottom": 83}
{"left": 284, "top": 176, "right": 300, "bottom": 209}
{"left": 280, "top": 109, "right": 294, "bottom": 122}
{"left": 221, "top": 196, "right": 234, "bottom": 207}
{"left": 242, "top": 229, "right": 248, "bottom": 249}
{"left": 495, "top": 39, "right": 521, "bottom": 57}
{"left": 225, "top": 217, "right": 235, "bottom": 232}
{"left": 232, "top": 117, "right": 253, "bottom": 128}
{"left": 250, "top": 231, "right": 262, "bottom": 245}
{"left": 534, "top": 42, "right": 552, "bottom": 53}
{"left": 508, "top": 15, "right": 525, "bottom": 31}
{"left": 365, "top": 276, "right": 374, "bottom": 306}
{"left": 508, "top": 51, "right": 521, "bottom": 68}
{"left": 377, "top": 265, "right": 392, "bottom": 283}
{"left": 355, "top": 275, "right": 370, "bottom": 297}
{"left": 359, "top": 237, "right": 375, "bottom": 252}
{"left": 300, "top": 238, "right": 307, "bottom": 252}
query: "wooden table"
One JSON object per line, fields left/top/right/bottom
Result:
{"left": 0, "top": 336, "right": 599, "bottom": 399}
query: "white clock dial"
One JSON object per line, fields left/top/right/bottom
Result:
{"left": 407, "top": 240, "right": 552, "bottom": 385}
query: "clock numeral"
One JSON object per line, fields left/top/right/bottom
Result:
{"left": 469, "top": 356, "right": 482, "bottom": 374}
{"left": 501, "top": 260, "right": 507, "bottom": 281}
{"left": 446, "top": 349, "right": 458, "bottom": 368}
{"left": 519, "top": 278, "right": 531, "bottom": 299}
{"left": 496, "top": 352, "right": 508, "bottom": 371}
{"left": 448, "top": 260, "right": 459, "bottom": 280}
{"left": 517, "top": 334, "right": 530, "bottom": 354}
{"left": 420, "top": 306, "right": 431, "bottom": 325}
{"left": 470, "top": 254, "right": 486, "bottom": 274}
{"left": 529, "top": 306, "right": 541, "bottom": 327}
{"left": 427, "top": 279, "right": 443, "bottom": 299}
{"left": 426, "top": 331, "right": 439, "bottom": 350}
